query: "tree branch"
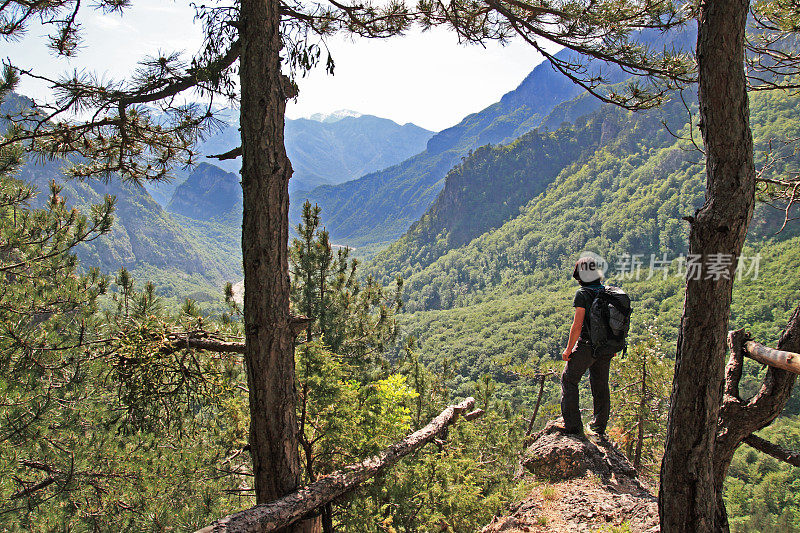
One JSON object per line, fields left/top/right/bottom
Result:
{"left": 159, "top": 335, "right": 245, "bottom": 355}
{"left": 9, "top": 476, "right": 57, "bottom": 500}
{"left": 743, "top": 434, "right": 800, "bottom": 468}
{"left": 724, "top": 328, "right": 748, "bottom": 400}
{"left": 714, "top": 303, "right": 800, "bottom": 497}
{"left": 116, "top": 40, "right": 241, "bottom": 106}
{"left": 208, "top": 146, "right": 242, "bottom": 161}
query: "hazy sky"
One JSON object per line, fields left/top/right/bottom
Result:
{"left": 5, "top": 1, "right": 551, "bottom": 132}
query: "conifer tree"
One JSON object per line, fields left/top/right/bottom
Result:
{"left": 610, "top": 327, "right": 673, "bottom": 475}
{"left": 289, "top": 201, "right": 403, "bottom": 368}
{"left": 1, "top": 2, "right": 416, "bottom": 525}
{"left": 289, "top": 203, "right": 404, "bottom": 531}
{"left": 0, "top": 69, "right": 113, "bottom": 517}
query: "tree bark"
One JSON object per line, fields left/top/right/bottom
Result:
{"left": 658, "top": 0, "right": 755, "bottom": 529}
{"left": 238, "top": 1, "right": 315, "bottom": 531}
{"left": 711, "top": 305, "right": 800, "bottom": 531}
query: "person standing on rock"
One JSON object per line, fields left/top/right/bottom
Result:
{"left": 560, "top": 255, "right": 614, "bottom": 437}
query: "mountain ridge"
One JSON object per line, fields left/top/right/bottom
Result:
{"left": 305, "top": 109, "right": 363, "bottom": 122}
{"left": 291, "top": 28, "right": 696, "bottom": 252}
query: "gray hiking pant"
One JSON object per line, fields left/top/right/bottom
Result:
{"left": 560, "top": 341, "right": 613, "bottom": 433}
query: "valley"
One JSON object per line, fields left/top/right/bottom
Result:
{"left": 4, "top": 14, "right": 800, "bottom": 531}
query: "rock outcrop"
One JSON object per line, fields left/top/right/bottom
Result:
{"left": 482, "top": 420, "right": 659, "bottom": 533}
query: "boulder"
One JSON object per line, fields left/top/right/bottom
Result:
{"left": 482, "top": 419, "right": 659, "bottom": 533}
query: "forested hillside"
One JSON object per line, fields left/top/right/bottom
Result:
{"left": 18, "top": 159, "right": 241, "bottom": 300}
{"left": 369, "top": 99, "right": 688, "bottom": 282}
{"left": 374, "top": 87, "right": 800, "bottom": 314}
{"left": 1, "top": 93, "right": 240, "bottom": 302}
{"left": 368, "top": 81, "right": 800, "bottom": 385}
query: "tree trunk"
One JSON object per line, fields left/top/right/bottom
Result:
{"left": 634, "top": 357, "right": 646, "bottom": 471}
{"left": 196, "top": 399, "right": 483, "bottom": 533}
{"left": 711, "top": 305, "right": 800, "bottom": 531}
{"left": 658, "top": 0, "right": 755, "bottom": 530}
{"left": 238, "top": 1, "right": 317, "bottom": 531}
{"left": 321, "top": 504, "right": 333, "bottom": 533}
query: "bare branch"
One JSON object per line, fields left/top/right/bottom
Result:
{"left": 208, "top": 146, "right": 242, "bottom": 161}
{"left": 744, "top": 339, "right": 800, "bottom": 375}
{"left": 743, "top": 434, "right": 800, "bottom": 468}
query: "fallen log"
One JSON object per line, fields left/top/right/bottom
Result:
{"left": 197, "top": 398, "right": 484, "bottom": 533}
{"left": 744, "top": 340, "right": 800, "bottom": 375}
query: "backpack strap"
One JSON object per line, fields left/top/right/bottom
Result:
{"left": 580, "top": 285, "right": 603, "bottom": 342}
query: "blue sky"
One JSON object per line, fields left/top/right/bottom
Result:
{"left": 4, "top": 1, "right": 552, "bottom": 131}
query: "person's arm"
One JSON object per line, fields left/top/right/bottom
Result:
{"left": 562, "top": 307, "right": 586, "bottom": 361}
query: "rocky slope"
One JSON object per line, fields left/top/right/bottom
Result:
{"left": 482, "top": 420, "right": 659, "bottom": 533}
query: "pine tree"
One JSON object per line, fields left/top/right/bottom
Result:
{"left": 289, "top": 203, "right": 404, "bottom": 530}
{"left": 290, "top": 201, "right": 403, "bottom": 367}
{"left": 432, "top": 1, "right": 800, "bottom": 528}
{"left": 610, "top": 327, "right": 673, "bottom": 476}
{"left": 0, "top": 71, "right": 116, "bottom": 518}
{"left": 2, "top": 3, "right": 416, "bottom": 525}
{"left": 660, "top": 1, "right": 800, "bottom": 528}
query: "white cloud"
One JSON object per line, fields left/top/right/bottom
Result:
{"left": 91, "top": 14, "right": 137, "bottom": 32}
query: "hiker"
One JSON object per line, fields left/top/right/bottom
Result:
{"left": 560, "top": 256, "right": 615, "bottom": 436}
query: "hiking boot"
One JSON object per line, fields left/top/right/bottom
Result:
{"left": 586, "top": 423, "right": 606, "bottom": 437}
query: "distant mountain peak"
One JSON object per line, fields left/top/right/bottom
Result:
{"left": 306, "top": 109, "right": 363, "bottom": 123}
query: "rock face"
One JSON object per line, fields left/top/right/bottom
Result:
{"left": 482, "top": 420, "right": 659, "bottom": 533}
{"left": 167, "top": 163, "right": 242, "bottom": 221}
